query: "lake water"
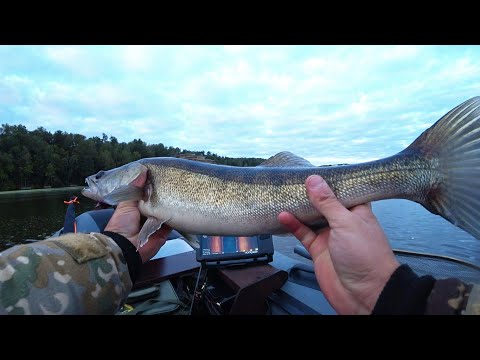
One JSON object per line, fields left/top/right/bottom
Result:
{"left": 0, "top": 190, "right": 479, "bottom": 266}
{"left": 0, "top": 188, "right": 96, "bottom": 251}
{"left": 373, "top": 199, "right": 480, "bottom": 266}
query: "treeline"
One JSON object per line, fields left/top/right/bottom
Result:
{"left": 0, "top": 124, "right": 265, "bottom": 191}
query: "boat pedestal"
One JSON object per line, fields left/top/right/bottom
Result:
{"left": 133, "top": 250, "right": 200, "bottom": 290}
{"left": 215, "top": 264, "right": 288, "bottom": 315}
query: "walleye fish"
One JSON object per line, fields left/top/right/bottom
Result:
{"left": 82, "top": 96, "right": 480, "bottom": 248}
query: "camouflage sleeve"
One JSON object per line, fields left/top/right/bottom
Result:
{"left": 425, "top": 279, "right": 480, "bottom": 315}
{"left": 0, "top": 232, "right": 133, "bottom": 315}
{"left": 372, "top": 264, "right": 480, "bottom": 315}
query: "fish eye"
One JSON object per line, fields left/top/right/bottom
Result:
{"left": 95, "top": 171, "right": 105, "bottom": 180}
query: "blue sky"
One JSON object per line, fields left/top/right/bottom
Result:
{"left": 1, "top": 45, "right": 479, "bottom": 165}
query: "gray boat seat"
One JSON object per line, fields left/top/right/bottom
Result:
{"left": 54, "top": 209, "right": 182, "bottom": 240}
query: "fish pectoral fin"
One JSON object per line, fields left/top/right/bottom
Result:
{"left": 257, "top": 151, "right": 315, "bottom": 168}
{"left": 177, "top": 231, "right": 200, "bottom": 249}
{"left": 103, "top": 185, "right": 144, "bottom": 205}
{"left": 138, "top": 217, "right": 170, "bottom": 248}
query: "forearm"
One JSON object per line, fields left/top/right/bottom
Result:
{"left": 0, "top": 232, "right": 140, "bottom": 315}
{"left": 371, "top": 264, "right": 479, "bottom": 315}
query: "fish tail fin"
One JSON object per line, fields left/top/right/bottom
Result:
{"left": 403, "top": 96, "right": 480, "bottom": 239}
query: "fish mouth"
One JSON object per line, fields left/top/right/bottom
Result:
{"left": 81, "top": 187, "right": 93, "bottom": 197}
{"left": 81, "top": 178, "right": 102, "bottom": 202}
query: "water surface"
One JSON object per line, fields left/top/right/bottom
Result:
{"left": 0, "top": 188, "right": 96, "bottom": 251}
{"left": 373, "top": 199, "right": 480, "bottom": 265}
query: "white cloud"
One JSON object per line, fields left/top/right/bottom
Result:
{"left": 2, "top": 45, "right": 480, "bottom": 167}
{"left": 209, "top": 60, "right": 253, "bottom": 87}
{"left": 0, "top": 75, "right": 33, "bottom": 105}
{"left": 121, "top": 45, "right": 155, "bottom": 71}
{"left": 223, "top": 45, "right": 250, "bottom": 53}
{"left": 438, "top": 57, "right": 479, "bottom": 82}
{"left": 350, "top": 94, "right": 370, "bottom": 116}
{"left": 80, "top": 83, "right": 132, "bottom": 109}
{"left": 382, "top": 45, "right": 420, "bottom": 61}
{"left": 44, "top": 46, "right": 96, "bottom": 77}
{"left": 352, "top": 138, "right": 369, "bottom": 145}
{"left": 45, "top": 46, "right": 83, "bottom": 66}
{"left": 83, "top": 117, "right": 99, "bottom": 124}
{"left": 302, "top": 57, "right": 329, "bottom": 73}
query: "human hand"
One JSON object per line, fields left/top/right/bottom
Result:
{"left": 104, "top": 201, "right": 171, "bottom": 263}
{"left": 278, "top": 175, "right": 400, "bottom": 315}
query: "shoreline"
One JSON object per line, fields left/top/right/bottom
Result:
{"left": 0, "top": 186, "right": 85, "bottom": 196}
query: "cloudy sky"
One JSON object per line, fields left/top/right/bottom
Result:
{"left": 1, "top": 45, "right": 479, "bottom": 165}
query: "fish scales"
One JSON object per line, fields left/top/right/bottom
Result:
{"left": 136, "top": 152, "right": 436, "bottom": 236}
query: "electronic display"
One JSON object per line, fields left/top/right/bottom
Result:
{"left": 201, "top": 236, "right": 259, "bottom": 256}
{"left": 196, "top": 234, "right": 274, "bottom": 266}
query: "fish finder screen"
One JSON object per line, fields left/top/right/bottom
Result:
{"left": 200, "top": 236, "right": 259, "bottom": 256}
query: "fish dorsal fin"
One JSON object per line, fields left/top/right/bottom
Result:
{"left": 257, "top": 151, "right": 315, "bottom": 168}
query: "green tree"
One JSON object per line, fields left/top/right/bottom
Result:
{"left": 0, "top": 152, "right": 15, "bottom": 190}
{"left": 45, "top": 163, "right": 56, "bottom": 186}
{"left": 0, "top": 124, "right": 266, "bottom": 191}
{"left": 18, "top": 148, "right": 33, "bottom": 188}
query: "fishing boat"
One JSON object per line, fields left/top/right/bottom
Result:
{"left": 50, "top": 206, "right": 480, "bottom": 315}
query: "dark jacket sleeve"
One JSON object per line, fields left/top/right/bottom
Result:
{"left": 372, "top": 264, "right": 479, "bottom": 315}
{"left": 102, "top": 231, "right": 142, "bottom": 284}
